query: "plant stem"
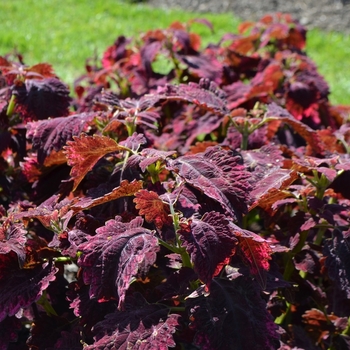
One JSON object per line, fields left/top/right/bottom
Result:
{"left": 275, "top": 301, "right": 291, "bottom": 325}
{"left": 53, "top": 256, "right": 72, "bottom": 263}
{"left": 169, "top": 306, "right": 186, "bottom": 313}
{"left": 240, "top": 121, "right": 249, "bottom": 150}
{"left": 315, "top": 226, "right": 327, "bottom": 246}
{"left": 6, "top": 94, "right": 16, "bottom": 118}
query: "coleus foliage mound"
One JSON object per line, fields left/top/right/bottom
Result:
{"left": 1, "top": 13, "right": 350, "bottom": 350}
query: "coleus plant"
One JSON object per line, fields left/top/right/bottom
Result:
{"left": 1, "top": 13, "right": 350, "bottom": 350}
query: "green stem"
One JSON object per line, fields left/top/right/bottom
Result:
{"left": 119, "top": 150, "right": 131, "bottom": 182}
{"left": 147, "top": 162, "right": 161, "bottom": 184}
{"left": 275, "top": 301, "right": 291, "bottom": 325}
{"left": 125, "top": 122, "right": 136, "bottom": 137}
{"left": 179, "top": 246, "right": 192, "bottom": 268}
{"left": 53, "top": 256, "right": 73, "bottom": 263}
{"left": 158, "top": 238, "right": 181, "bottom": 254}
{"left": 240, "top": 121, "right": 250, "bottom": 150}
{"left": 342, "top": 318, "right": 350, "bottom": 336}
{"left": 315, "top": 227, "right": 327, "bottom": 246}
{"left": 37, "top": 291, "right": 58, "bottom": 317}
{"left": 169, "top": 306, "right": 186, "bottom": 313}
{"left": 6, "top": 94, "right": 16, "bottom": 118}
{"left": 169, "top": 202, "right": 192, "bottom": 268}
{"left": 158, "top": 237, "right": 192, "bottom": 268}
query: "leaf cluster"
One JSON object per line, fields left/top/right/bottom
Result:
{"left": 0, "top": 13, "right": 350, "bottom": 350}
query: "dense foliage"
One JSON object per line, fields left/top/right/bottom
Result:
{"left": 1, "top": 13, "right": 350, "bottom": 349}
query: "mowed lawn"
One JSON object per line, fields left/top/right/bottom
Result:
{"left": 1, "top": 0, "right": 349, "bottom": 105}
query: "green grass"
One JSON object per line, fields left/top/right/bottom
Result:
{"left": 306, "top": 29, "right": 350, "bottom": 105}
{"left": 1, "top": 0, "right": 349, "bottom": 105}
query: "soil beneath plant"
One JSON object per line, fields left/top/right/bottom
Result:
{"left": 147, "top": 0, "right": 350, "bottom": 34}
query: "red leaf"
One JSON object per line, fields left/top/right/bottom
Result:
{"left": 249, "top": 168, "right": 299, "bottom": 213}
{"left": 26, "top": 63, "right": 56, "bottom": 78}
{"left": 64, "top": 134, "right": 125, "bottom": 191}
{"left": 73, "top": 179, "right": 143, "bottom": 212}
{"left": 134, "top": 190, "right": 172, "bottom": 229}
{"left": 232, "top": 225, "right": 272, "bottom": 288}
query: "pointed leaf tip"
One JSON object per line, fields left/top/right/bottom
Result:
{"left": 64, "top": 134, "right": 124, "bottom": 191}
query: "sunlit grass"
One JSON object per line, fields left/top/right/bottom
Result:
{"left": 0, "top": 0, "right": 349, "bottom": 104}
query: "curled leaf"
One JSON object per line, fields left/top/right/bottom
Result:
{"left": 73, "top": 179, "right": 143, "bottom": 212}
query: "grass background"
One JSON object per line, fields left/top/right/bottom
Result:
{"left": 1, "top": 0, "right": 349, "bottom": 105}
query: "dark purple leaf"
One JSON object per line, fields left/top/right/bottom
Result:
{"left": 243, "top": 144, "right": 284, "bottom": 178}
{"left": 333, "top": 334, "right": 350, "bottom": 349}
{"left": 27, "top": 112, "right": 97, "bottom": 164}
{"left": 160, "top": 185, "right": 201, "bottom": 218}
{"left": 138, "top": 148, "right": 176, "bottom": 172}
{"left": 49, "top": 330, "right": 83, "bottom": 350}
{"left": 48, "top": 229, "right": 87, "bottom": 258}
{"left": 158, "top": 78, "right": 228, "bottom": 115}
{"left": 0, "top": 261, "right": 57, "bottom": 322}
{"left": 157, "top": 267, "right": 198, "bottom": 300}
{"left": 100, "top": 91, "right": 162, "bottom": 130}
{"left": 178, "top": 211, "right": 238, "bottom": 286}
{"left": 294, "top": 249, "right": 320, "bottom": 274}
{"left": 119, "top": 132, "right": 147, "bottom": 151}
{"left": 68, "top": 285, "right": 116, "bottom": 337}
{"left": 187, "top": 277, "right": 280, "bottom": 350}
{"left": 0, "top": 221, "right": 27, "bottom": 268}
{"left": 266, "top": 103, "right": 324, "bottom": 155}
{"left": 26, "top": 313, "right": 77, "bottom": 350}
{"left": 78, "top": 216, "right": 159, "bottom": 307}
{"left": 0, "top": 316, "right": 22, "bottom": 350}
{"left": 323, "top": 230, "right": 350, "bottom": 298}
{"left": 13, "top": 78, "right": 71, "bottom": 121}
{"left": 167, "top": 146, "right": 252, "bottom": 220}
{"left": 86, "top": 293, "right": 180, "bottom": 350}
{"left": 182, "top": 111, "right": 223, "bottom": 150}
{"left": 224, "top": 81, "right": 251, "bottom": 110}
{"left": 177, "top": 54, "right": 222, "bottom": 83}
{"left": 330, "top": 170, "right": 350, "bottom": 200}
